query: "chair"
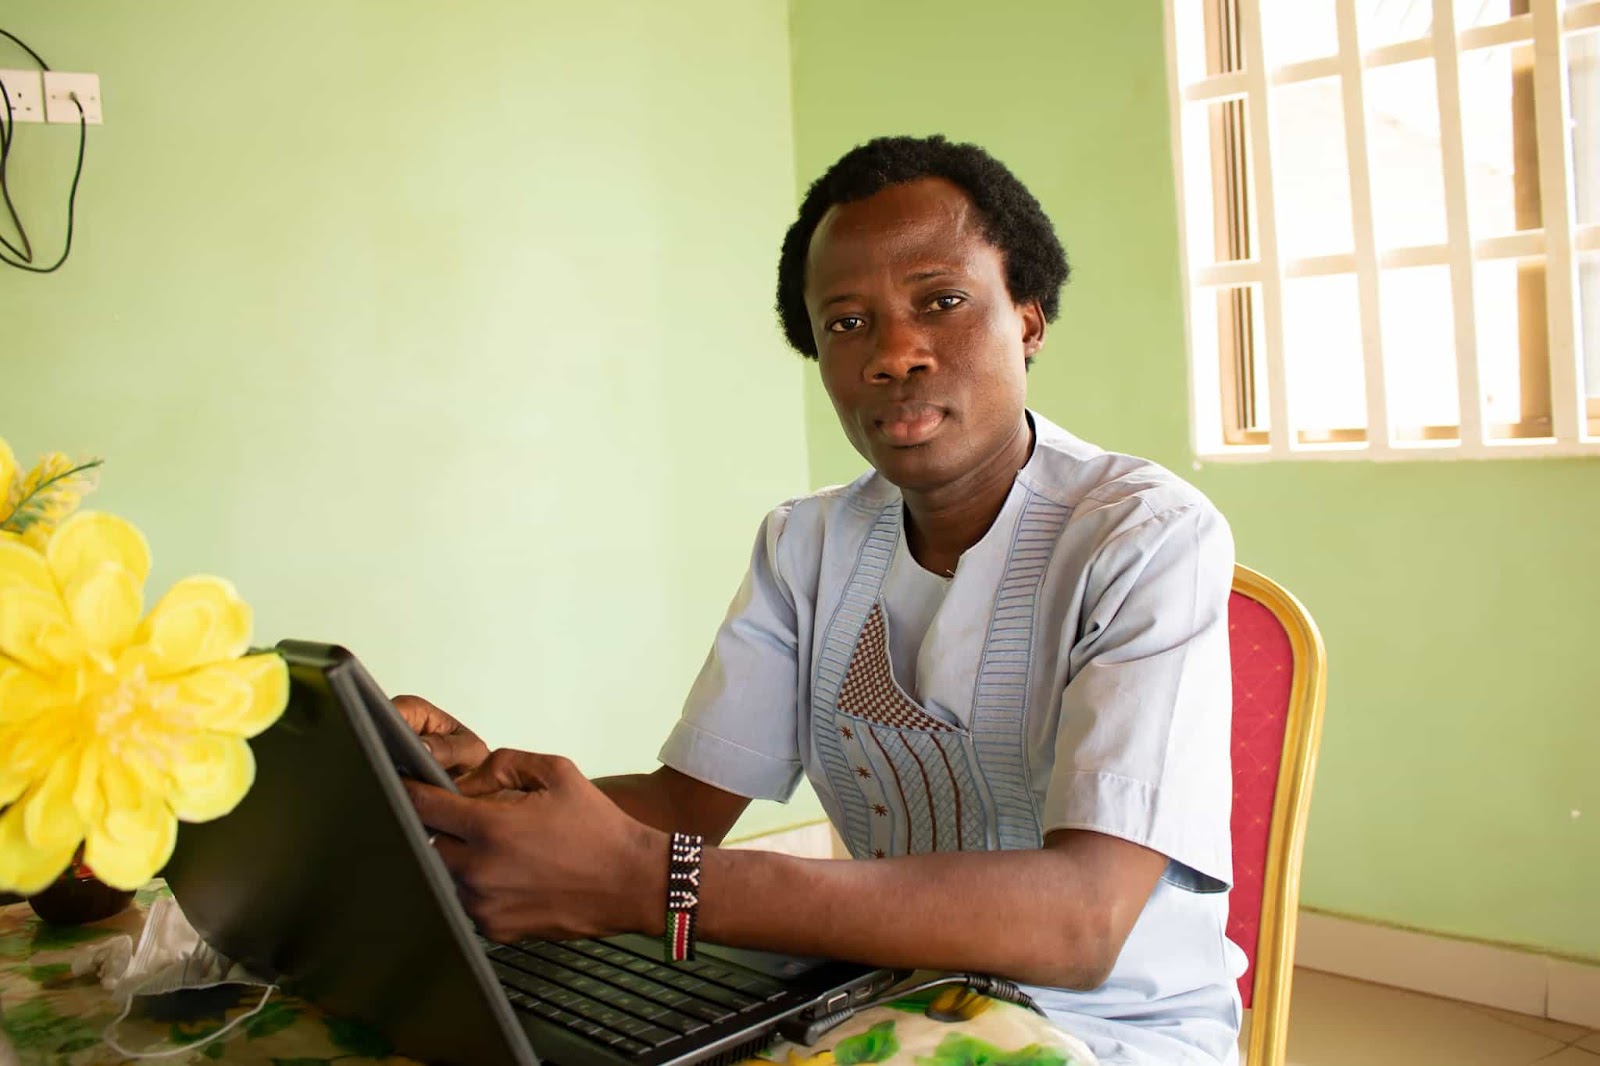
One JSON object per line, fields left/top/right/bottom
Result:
{"left": 1227, "top": 565, "right": 1328, "bottom": 1066}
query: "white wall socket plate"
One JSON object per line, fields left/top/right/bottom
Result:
{"left": 0, "top": 69, "right": 45, "bottom": 123}
{"left": 43, "top": 71, "right": 102, "bottom": 124}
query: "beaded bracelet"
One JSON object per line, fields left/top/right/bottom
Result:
{"left": 665, "top": 832, "right": 703, "bottom": 963}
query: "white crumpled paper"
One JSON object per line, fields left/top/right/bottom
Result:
{"left": 69, "top": 897, "right": 275, "bottom": 1060}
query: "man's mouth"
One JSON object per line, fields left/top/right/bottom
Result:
{"left": 875, "top": 403, "right": 945, "bottom": 446}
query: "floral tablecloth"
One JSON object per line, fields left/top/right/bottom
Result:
{"left": 0, "top": 889, "right": 1096, "bottom": 1066}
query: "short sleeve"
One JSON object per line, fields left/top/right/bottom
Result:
{"left": 1040, "top": 500, "right": 1235, "bottom": 892}
{"left": 658, "top": 507, "right": 806, "bottom": 802}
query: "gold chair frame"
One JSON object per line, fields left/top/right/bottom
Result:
{"left": 1232, "top": 565, "right": 1328, "bottom": 1066}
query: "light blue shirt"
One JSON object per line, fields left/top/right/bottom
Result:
{"left": 661, "top": 412, "right": 1245, "bottom": 1066}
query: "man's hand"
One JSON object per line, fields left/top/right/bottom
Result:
{"left": 404, "top": 749, "right": 666, "bottom": 943}
{"left": 392, "top": 695, "right": 490, "bottom": 776}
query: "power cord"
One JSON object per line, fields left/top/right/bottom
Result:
{"left": 779, "top": 973, "right": 1045, "bottom": 1047}
{"left": 0, "top": 40, "right": 41, "bottom": 263}
{"left": 0, "top": 27, "right": 49, "bottom": 68}
{"left": 0, "top": 26, "right": 89, "bottom": 274}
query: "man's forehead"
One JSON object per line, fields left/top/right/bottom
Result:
{"left": 806, "top": 178, "right": 986, "bottom": 281}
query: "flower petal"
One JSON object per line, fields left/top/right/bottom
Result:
{"left": 173, "top": 654, "right": 289, "bottom": 738}
{"left": 0, "top": 696, "right": 72, "bottom": 784}
{"left": 46, "top": 511, "right": 151, "bottom": 594}
{"left": 0, "top": 537, "right": 56, "bottom": 597}
{"left": 0, "top": 726, "right": 27, "bottom": 804}
{"left": 83, "top": 801, "right": 175, "bottom": 890}
{"left": 0, "top": 437, "right": 17, "bottom": 513}
{"left": 0, "top": 587, "right": 84, "bottom": 673}
{"left": 0, "top": 802, "right": 76, "bottom": 894}
{"left": 167, "top": 733, "right": 254, "bottom": 823}
{"left": 135, "top": 577, "right": 253, "bottom": 677}
{"left": 97, "top": 756, "right": 148, "bottom": 831}
{"left": 22, "top": 756, "right": 85, "bottom": 853}
{"left": 0, "top": 660, "right": 58, "bottom": 801}
{"left": 0, "top": 655, "right": 66, "bottom": 727}
{"left": 0, "top": 541, "right": 82, "bottom": 671}
{"left": 62, "top": 562, "right": 144, "bottom": 657}
{"left": 72, "top": 743, "right": 106, "bottom": 825}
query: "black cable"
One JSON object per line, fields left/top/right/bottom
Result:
{"left": 0, "top": 92, "right": 84, "bottom": 274}
{"left": 0, "top": 81, "right": 38, "bottom": 262}
{"left": 0, "top": 25, "right": 86, "bottom": 274}
{"left": 779, "top": 974, "right": 1046, "bottom": 1047}
{"left": 0, "top": 27, "right": 51, "bottom": 70}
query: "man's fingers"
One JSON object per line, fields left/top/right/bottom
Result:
{"left": 404, "top": 779, "right": 490, "bottom": 841}
{"left": 392, "top": 694, "right": 449, "bottom": 733}
{"left": 455, "top": 749, "right": 579, "bottom": 797}
{"left": 419, "top": 732, "right": 490, "bottom": 776}
{"left": 428, "top": 832, "right": 474, "bottom": 878}
{"left": 389, "top": 696, "right": 488, "bottom": 774}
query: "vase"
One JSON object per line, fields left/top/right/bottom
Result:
{"left": 26, "top": 860, "right": 135, "bottom": 925}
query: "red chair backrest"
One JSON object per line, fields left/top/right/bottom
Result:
{"left": 1226, "top": 589, "right": 1296, "bottom": 1008}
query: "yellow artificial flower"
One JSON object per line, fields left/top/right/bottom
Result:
{"left": 0, "top": 510, "right": 288, "bottom": 894}
{"left": 0, "top": 438, "right": 14, "bottom": 505}
{"left": 0, "top": 437, "right": 15, "bottom": 546}
{"left": 0, "top": 436, "right": 102, "bottom": 551}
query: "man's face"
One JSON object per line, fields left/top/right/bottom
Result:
{"left": 803, "top": 178, "right": 1044, "bottom": 494}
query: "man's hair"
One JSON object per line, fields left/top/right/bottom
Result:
{"left": 775, "top": 135, "right": 1070, "bottom": 358}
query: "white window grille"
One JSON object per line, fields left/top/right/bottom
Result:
{"left": 1165, "top": 0, "right": 1600, "bottom": 459}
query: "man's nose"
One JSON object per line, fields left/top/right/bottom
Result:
{"left": 865, "top": 315, "right": 933, "bottom": 382}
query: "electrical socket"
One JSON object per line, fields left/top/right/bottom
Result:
{"left": 43, "top": 71, "right": 102, "bottom": 125}
{"left": 0, "top": 69, "right": 45, "bottom": 124}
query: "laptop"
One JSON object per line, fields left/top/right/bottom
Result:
{"left": 162, "top": 641, "right": 901, "bottom": 1066}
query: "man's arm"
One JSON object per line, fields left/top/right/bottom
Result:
{"left": 690, "top": 824, "right": 1164, "bottom": 990}
{"left": 592, "top": 767, "right": 751, "bottom": 845}
{"left": 406, "top": 751, "right": 1165, "bottom": 991}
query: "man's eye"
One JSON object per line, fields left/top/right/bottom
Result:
{"left": 929, "top": 295, "right": 965, "bottom": 311}
{"left": 828, "top": 316, "right": 865, "bottom": 333}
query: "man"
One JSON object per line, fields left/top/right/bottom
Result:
{"left": 401, "top": 135, "right": 1244, "bottom": 1066}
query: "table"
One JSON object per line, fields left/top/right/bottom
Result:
{"left": 0, "top": 890, "right": 1097, "bottom": 1065}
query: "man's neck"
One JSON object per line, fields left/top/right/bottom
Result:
{"left": 901, "top": 417, "right": 1034, "bottom": 577}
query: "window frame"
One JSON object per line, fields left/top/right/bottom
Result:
{"left": 1164, "top": 0, "right": 1600, "bottom": 460}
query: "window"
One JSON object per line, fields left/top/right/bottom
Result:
{"left": 1166, "top": 0, "right": 1600, "bottom": 458}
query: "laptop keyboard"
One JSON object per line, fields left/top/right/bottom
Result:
{"left": 486, "top": 938, "right": 788, "bottom": 1057}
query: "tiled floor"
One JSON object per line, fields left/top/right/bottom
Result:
{"left": 1249, "top": 968, "right": 1599, "bottom": 1064}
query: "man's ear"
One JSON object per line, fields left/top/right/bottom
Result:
{"left": 1020, "top": 299, "right": 1046, "bottom": 360}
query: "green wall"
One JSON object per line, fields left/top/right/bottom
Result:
{"left": 0, "top": 0, "right": 823, "bottom": 837}
{"left": 789, "top": 0, "right": 1599, "bottom": 959}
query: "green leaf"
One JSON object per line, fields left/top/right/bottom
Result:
{"left": 835, "top": 1020, "right": 901, "bottom": 1065}
{"left": 325, "top": 1015, "right": 394, "bottom": 1057}
{"left": 0, "top": 998, "right": 99, "bottom": 1052}
{"left": 886, "top": 990, "right": 940, "bottom": 1013}
{"left": 26, "top": 962, "right": 73, "bottom": 985}
{"left": 915, "top": 1034, "right": 1070, "bottom": 1066}
{"left": 0, "top": 933, "right": 31, "bottom": 959}
{"left": 56, "top": 1035, "right": 102, "bottom": 1053}
{"left": 203, "top": 1040, "right": 229, "bottom": 1060}
{"left": 0, "top": 457, "right": 102, "bottom": 532}
{"left": 244, "top": 999, "right": 301, "bottom": 1040}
